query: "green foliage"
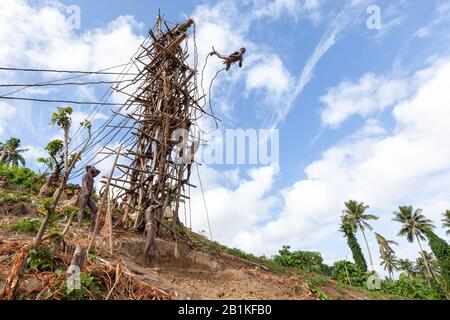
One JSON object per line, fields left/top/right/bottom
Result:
{"left": 343, "top": 200, "right": 378, "bottom": 232}
{"left": 51, "top": 107, "right": 73, "bottom": 129}
{"left": 331, "top": 260, "right": 369, "bottom": 288}
{"left": 380, "top": 251, "right": 398, "bottom": 280}
{"left": 397, "top": 259, "right": 416, "bottom": 278}
{"left": 303, "top": 279, "right": 330, "bottom": 300}
{"left": 340, "top": 214, "right": 368, "bottom": 271}
{"left": 80, "top": 119, "right": 92, "bottom": 130}
{"left": 45, "top": 140, "right": 64, "bottom": 156}
{"left": 64, "top": 272, "right": 103, "bottom": 300}
{"left": 442, "top": 210, "right": 450, "bottom": 236}
{"left": 273, "top": 246, "right": 330, "bottom": 274}
{"left": 36, "top": 158, "right": 54, "bottom": 171}
{"left": 0, "top": 137, "right": 27, "bottom": 166}
{"left": 37, "top": 139, "right": 64, "bottom": 172}
{"left": 0, "top": 164, "right": 46, "bottom": 192}
{"left": 9, "top": 217, "right": 41, "bottom": 233}
{"left": 416, "top": 250, "right": 440, "bottom": 280}
{"left": 393, "top": 206, "right": 435, "bottom": 242}
{"left": 424, "top": 229, "right": 450, "bottom": 290}
{"left": 42, "top": 198, "right": 55, "bottom": 211}
{"left": 347, "top": 232, "right": 368, "bottom": 271}
{"left": 374, "top": 232, "right": 398, "bottom": 255}
{"left": 320, "top": 263, "right": 333, "bottom": 277}
{"left": 216, "top": 245, "right": 286, "bottom": 273}
{"left": 0, "top": 191, "right": 31, "bottom": 204}
{"left": 342, "top": 200, "right": 378, "bottom": 271}
{"left": 380, "top": 274, "right": 447, "bottom": 300}
{"left": 63, "top": 206, "right": 78, "bottom": 218}
{"left": 69, "top": 152, "right": 82, "bottom": 167}
{"left": 26, "top": 245, "right": 55, "bottom": 272}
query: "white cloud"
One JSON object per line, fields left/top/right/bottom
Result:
{"left": 193, "top": 58, "right": 450, "bottom": 265}
{"left": 415, "top": 3, "right": 450, "bottom": 38}
{"left": 188, "top": 165, "right": 279, "bottom": 243}
{"left": 268, "top": 0, "right": 368, "bottom": 127}
{"left": 23, "top": 145, "right": 47, "bottom": 162}
{"left": 245, "top": 54, "right": 293, "bottom": 101}
{"left": 319, "top": 73, "right": 410, "bottom": 127}
{"left": 370, "top": 15, "right": 406, "bottom": 40}
{"left": 252, "top": 0, "right": 324, "bottom": 22}
{"left": 190, "top": 0, "right": 327, "bottom": 124}
{"left": 0, "top": 0, "right": 144, "bottom": 167}
{"left": 189, "top": 1, "right": 252, "bottom": 121}
{"left": 0, "top": 1, "right": 143, "bottom": 71}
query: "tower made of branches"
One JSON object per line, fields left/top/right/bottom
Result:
{"left": 108, "top": 16, "right": 205, "bottom": 235}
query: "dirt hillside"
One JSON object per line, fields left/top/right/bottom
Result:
{"left": 0, "top": 198, "right": 395, "bottom": 300}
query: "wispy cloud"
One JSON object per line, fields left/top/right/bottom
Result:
{"left": 415, "top": 2, "right": 450, "bottom": 38}
{"left": 268, "top": 1, "right": 367, "bottom": 128}
{"left": 369, "top": 15, "right": 406, "bottom": 40}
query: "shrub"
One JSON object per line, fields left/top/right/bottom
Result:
{"left": 273, "top": 246, "right": 329, "bottom": 274}
{"left": 424, "top": 229, "right": 450, "bottom": 290}
{"left": 0, "top": 164, "right": 46, "bottom": 192}
{"left": 381, "top": 274, "right": 447, "bottom": 300}
{"left": 9, "top": 217, "right": 41, "bottom": 233}
{"left": 331, "top": 260, "right": 369, "bottom": 287}
{"left": 64, "top": 272, "right": 103, "bottom": 300}
{"left": 62, "top": 206, "right": 78, "bottom": 218}
{"left": 0, "top": 192, "right": 31, "bottom": 204}
{"left": 26, "top": 245, "right": 55, "bottom": 272}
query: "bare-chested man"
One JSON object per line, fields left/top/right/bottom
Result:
{"left": 210, "top": 47, "right": 246, "bottom": 71}
{"left": 143, "top": 199, "right": 163, "bottom": 262}
{"left": 183, "top": 142, "right": 197, "bottom": 184}
{"left": 78, "top": 165, "right": 100, "bottom": 232}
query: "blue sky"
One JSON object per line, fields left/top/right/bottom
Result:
{"left": 1, "top": 0, "right": 450, "bottom": 275}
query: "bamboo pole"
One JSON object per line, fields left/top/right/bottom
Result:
{"left": 88, "top": 143, "right": 122, "bottom": 252}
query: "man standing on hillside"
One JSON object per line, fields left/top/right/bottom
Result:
{"left": 78, "top": 165, "right": 100, "bottom": 232}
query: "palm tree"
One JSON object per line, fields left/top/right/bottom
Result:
{"left": 442, "top": 210, "right": 450, "bottom": 236}
{"left": 393, "top": 206, "right": 435, "bottom": 279}
{"left": 416, "top": 251, "right": 440, "bottom": 280}
{"left": 374, "top": 232, "right": 398, "bottom": 255}
{"left": 0, "top": 138, "right": 28, "bottom": 166}
{"left": 397, "top": 258, "right": 416, "bottom": 278}
{"left": 339, "top": 213, "right": 368, "bottom": 271}
{"left": 380, "top": 250, "right": 398, "bottom": 280}
{"left": 344, "top": 200, "right": 379, "bottom": 271}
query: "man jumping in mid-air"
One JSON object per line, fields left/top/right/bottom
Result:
{"left": 210, "top": 46, "right": 246, "bottom": 71}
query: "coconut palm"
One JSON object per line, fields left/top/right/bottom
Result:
{"left": 339, "top": 213, "right": 368, "bottom": 271}
{"left": 0, "top": 138, "right": 28, "bottom": 166}
{"left": 397, "top": 258, "right": 416, "bottom": 278}
{"left": 380, "top": 250, "right": 398, "bottom": 280}
{"left": 416, "top": 251, "right": 440, "bottom": 280}
{"left": 393, "top": 206, "right": 435, "bottom": 279}
{"left": 374, "top": 232, "right": 398, "bottom": 255}
{"left": 344, "top": 200, "right": 379, "bottom": 271}
{"left": 442, "top": 210, "right": 450, "bottom": 236}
